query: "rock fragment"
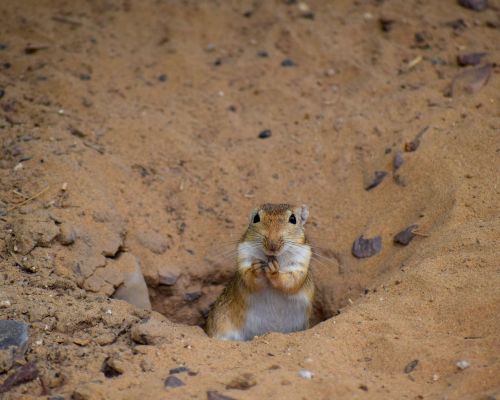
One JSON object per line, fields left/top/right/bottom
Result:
{"left": 394, "top": 225, "right": 419, "bottom": 246}
{"left": 457, "top": 52, "right": 487, "bottom": 66}
{"left": 456, "top": 360, "right": 470, "bottom": 370}
{"left": 164, "top": 375, "right": 185, "bottom": 388}
{"left": 352, "top": 235, "right": 382, "bottom": 258}
{"left": 0, "top": 320, "right": 29, "bottom": 370}
{"left": 458, "top": 0, "right": 488, "bottom": 11}
{"left": 404, "top": 359, "right": 419, "bottom": 373}
{"left": 365, "top": 171, "right": 387, "bottom": 190}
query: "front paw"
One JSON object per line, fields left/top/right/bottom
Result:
{"left": 265, "top": 258, "right": 280, "bottom": 276}
{"left": 250, "top": 260, "right": 266, "bottom": 277}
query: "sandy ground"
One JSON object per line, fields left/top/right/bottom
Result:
{"left": 0, "top": 0, "right": 499, "bottom": 399}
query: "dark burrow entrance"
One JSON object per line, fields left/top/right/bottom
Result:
{"left": 146, "top": 249, "right": 370, "bottom": 332}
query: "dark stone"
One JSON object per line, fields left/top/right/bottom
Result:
{"left": 169, "top": 366, "right": 190, "bottom": 374}
{"left": 393, "top": 152, "right": 404, "bottom": 170}
{"left": 352, "top": 235, "right": 382, "bottom": 258}
{"left": 0, "top": 320, "right": 29, "bottom": 357}
{"left": 394, "top": 224, "right": 419, "bottom": 246}
{"left": 458, "top": 0, "right": 488, "bottom": 11}
{"left": 257, "top": 50, "right": 269, "bottom": 58}
{"left": 243, "top": 10, "right": 253, "bottom": 18}
{"left": 79, "top": 74, "right": 91, "bottom": 81}
{"left": 213, "top": 58, "right": 222, "bottom": 66}
{"left": 102, "top": 358, "right": 123, "bottom": 378}
{"left": 379, "top": 18, "right": 394, "bottom": 32}
{"left": 0, "top": 88, "right": 4, "bottom": 98}
{"left": 281, "top": 58, "right": 296, "bottom": 67}
{"left": 258, "top": 129, "right": 272, "bottom": 139}
{"left": 158, "top": 74, "right": 168, "bottom": 82}
{"left": 301, "top": 11, "right": 315, "bottom": 19}
{"left": 404, "top": 359, "right": 419, "bottom": 373}
{"left": 457, "top": 52, "right": 487, "bottom": 66}
{"left": 364, "top": 171, "right": 387, "bottom": 190}
{"left": 0, "top": 44, "right": 6, "bottom": 50}
{"left": 49, "top": 396, "right": 65, "bottom": 400}
{"left": 164, "top": 375, "right": 185, "bottom": 388}
{"left": 184, "top": 291, "right": 202, "bottom": 302}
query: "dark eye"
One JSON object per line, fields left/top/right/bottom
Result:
{"left": 289, "top": 214, "right": 297, "bottom": 224}
{"left": 253, "top": 213, "right": 260, "bottom": 223}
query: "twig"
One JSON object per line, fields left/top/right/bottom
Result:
{"left": 6, "top": 186, "right": 50, "bottom": 212}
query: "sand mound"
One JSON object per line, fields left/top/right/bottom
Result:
{"left": 0, "top": 1, "right": 498, "bottom": 399}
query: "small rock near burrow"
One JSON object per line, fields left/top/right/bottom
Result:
{"left": 456, "top": 360, "right": 470, "bottom": 370}
{"left": 102, "top": 357, "right": 125, "bottom": 378}
{"left": 58, "top": 223, "right": 77, "bottom": 245}
{"left": 258, "top": 129, "right": 272, "bottom": 139}
{"left": 394, "top": 224, "right": 418, "bottom": 246}
{"left": 352, "top": 235, "right": 382, "bottom": 258}
{"left": 165, "top": 375, "right": 185, "bottom": 388}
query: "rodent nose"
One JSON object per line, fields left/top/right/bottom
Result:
{"left": 266, "top": 240, "right": 281, "bottom": 253}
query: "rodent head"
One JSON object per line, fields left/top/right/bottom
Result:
{"left": 243, "top": 203, "right": 309, "bottom": 257}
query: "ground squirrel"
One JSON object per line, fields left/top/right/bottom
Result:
{"left": 206, "top": 203, "right": 314, "bottom": 341}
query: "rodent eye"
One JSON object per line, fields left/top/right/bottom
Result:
{"left": 289, "top": 214, "right": 297, "bottom": 224}
{"left": 253, "top": 213, "right": 260, "bottom": 223}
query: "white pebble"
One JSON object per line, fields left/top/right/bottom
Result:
{"left": 105, "top": 309, "right": 112, "bottom": 315}
{"left": 0, "top": 300, "right": 11, "bottom": 308}
{"left": 13, "top": 163, "right": 23, "bottom": 171}
{"left": 456, "top": 360, "right": 470, "bottom": 370}
{"left": 298, "top": 369, "right": 314, "bottom": 379}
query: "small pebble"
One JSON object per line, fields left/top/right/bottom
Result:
{"left": 379, "top": 18, "right": 395, "bottom": 32}
{"left": 169, "top": 366, "right": 190, "bottom": 374}
{"left": 258, "top": 129, "right": 272, "bottom": 139}
{"left": 404, "top": 359, "right": 419, "bottom": 373}
{"left": 0, "top": 88, "right": 4, "bottom": 98}
{"left": 281, "top": 58, "right": 296, "bottom": 67}
{"left": 365, "top": 171, "right": 387, "bottom": 190}
{"left": 257, "top": 50, "right": 269, "bottom": 58}
{"left": 158, "top": 74, "right": 168, "bottom": 82}
{"left": 79, "top": 73, "right": 91, "bottom": 81}
{"left": 394, "top": 224, "right": 418, "bottom": 246}
{"left": 164, "top": 375, "right": 185, "bottom": 388}
{"left": 393, "top": 152, "right": 404, "bottom": 170}
{"left": 298, "top": 369, "right": 314, "bottom": 379}
{"left": 456, "top": 360, "right": 470, "bottom": 370}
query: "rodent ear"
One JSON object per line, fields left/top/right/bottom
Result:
{"left": 300, "top": 205, "right": 309, "bottom": 225}
{"left": 249, "top": 208, "right": 259, "bottom": 224}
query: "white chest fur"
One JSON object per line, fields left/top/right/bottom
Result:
{"left": 241, "top": 288, "right": 310, "bottom": 340}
